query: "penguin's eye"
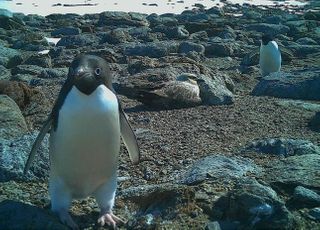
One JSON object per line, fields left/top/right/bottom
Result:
{"left": 95, "top": 68, "right": 101, "bottom": 76}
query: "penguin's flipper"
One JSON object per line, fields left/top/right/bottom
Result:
{"left": 118, "top": 105, "right": 140, "bottom": 164}
{"left": 24, "top": 117, "right": 52, "bottom": 174}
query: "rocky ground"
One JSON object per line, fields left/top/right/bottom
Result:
{"left": 0, "top": 2, "right": 320, "bottom": 230}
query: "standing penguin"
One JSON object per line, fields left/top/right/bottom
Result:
{"left": 259, "top": 34, "right": 282, "bottom": 77}
{"left": 24, "top": 55, "right": 140, "bottom": 229}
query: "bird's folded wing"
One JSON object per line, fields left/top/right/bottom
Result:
{"left": 119, "top": 107, "right": 140, "bottom": 164}
{"left": 24, "top": 117, "right": 52, "bottom": 174}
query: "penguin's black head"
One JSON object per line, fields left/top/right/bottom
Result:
{"left": 261, "top": 34, "right": 274, "bottom": 45}
{"left": 68, "top": 55, "right": 112, "bottom": 95}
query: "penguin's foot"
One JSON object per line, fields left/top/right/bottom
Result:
{"left": 57, "top": 210, "right": 79, "bottom": 230}
{"left": 97, "top": 212, "right": 125, "bottom": 229}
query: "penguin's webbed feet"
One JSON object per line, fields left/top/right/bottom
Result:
{"left": 97, "top": 212, "right": 125, "bottom": 229}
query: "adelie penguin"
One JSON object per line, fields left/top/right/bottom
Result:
{"left": 259, "top": 34, "right": 282, "bottom": 77}
{"left": 24, "top": 55, "right": 140, "bottom": 229}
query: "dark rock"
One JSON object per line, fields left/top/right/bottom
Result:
{"left": 39, "top": 68, "right": 68, "bottom": 79}
{"left": 0, "top": 15, "right": 25, "bottom": 30}
{"left": 12, "top": 65, "right": 45, "bottom": 76}
{"left": 177, "top": 12, "right": 212, "bottom": 24}
{"left": 308, "top": 208, "right": 320, "bottom": 221}
{"left": 51, "top": 27, "right": 81, "bottom": 37}
{"left": 146, "top": 14, "right": 178, "bottom": 27}
{"left": 242, "top": 138, "right": 320, "bottom": 156}
{"left": 304, "top": 11, "right": 320, "bottom": 20}
{"left": 98, "top": 11, "right": 148, "bottom": 27}
{"left": 205, "top": 41, "right": 235, "bottom": 57}
{"left": 120, "top": 184, "right": 194, "bottom": 228}
{"left": 0, "top": 200, "right": 67, "bottom": 229}
{"left": 289, "top": 186, "right": 320, "bottom": 208}
{"left": 12, "top": 32, "right": 49, "bottom": 51}
{"left": 252, "top": 69, "right": 320, "bottom": 100}
{"left": 246, "top": 23, "right": 290, "bottom": 36}
{"left": 24, "top": 54, "right": 52, "bottom": 68}
{"left": 0, "top": 132, "right": 50, "bottom": 182}
{"left": 296, "top": 37, "right": 318, "bottom": 45}
{"left": 189, "top": 30, "right": 208, "bottom": 41}
{"left": 0, "top": 65, "right": 11, "bottom": 80}
{"left": 0, "top": 45, "right": 23, "bottom": 68}
{"left": 56, "top": 34, "right": 100, "bottom": 48}
{"left": 0, "top": 95, "right": 27, "bottom": 139}
{"left": 179, "top": 41, "right": 205, "bottom": 54}
{"left": 11, "top": 74, "right": 44, "bottom": 86}
{"left": 198, "top": 75, "right": 234, "bottom": 106}
{"left": 212, "top": 179, "right": 295, "bottom": 230}
{"left": 153, "top": 25, "right": 189, "bottom": 39}
{"left": 124, "top": 41, "right": 179, "bottom": 58}
{"left": 181, "top": 155, "right": 260, "bottom": 185}
{"left": 287, "top": 44, "right": 320, "bottom": 57}
{"left": 265, "top": 154, "right": 320, "bottom": 188}
{"left": 286, "top": 20, "right": 309, "bottom": 37}
{"left": 309, "top": 112, "right": 320, "bottom": 132}
{"left": 100, "top": 28, "right": 133, "bottom": 44}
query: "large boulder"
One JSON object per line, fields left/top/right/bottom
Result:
{"left": 0, "top": 95, "right": 27, "bottom": 139}
{"left": 0, "top": 132, "right": 50, "bottom": 182}
{"left": 252, "top": 69, "right": 320, "bottom": 100}
{"left": 198, "top": 75, "right": 234, "bottom": 105}
{"left": 0, "top": 45, "right": 23, "bottom": 68}
{"left": 181, "top": 155, "right": 260, "bottom": 185}
{"left": 265, "top": 154, "right": 320, "bottom": 188}
{"left": 211, "top": 179, "right": 295, "bottom": 229}
{"left": 0, "top": 200, "right": 67, "bottom": 229}
{"left": 242, "top": 138, "right": 320, "bottom": 156}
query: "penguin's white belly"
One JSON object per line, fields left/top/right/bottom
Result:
{"left": 259, "top": 42, "right": 281, "bottom": 76}
{"left": 49, "top": 85, "right": 120, "bottom": 198}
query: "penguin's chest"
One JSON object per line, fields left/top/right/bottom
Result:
{"left": 260, "top": 43, "right": 281, "bottom": 71}
{"left": 50, "top": 85, "right": 120, "bottom": 191}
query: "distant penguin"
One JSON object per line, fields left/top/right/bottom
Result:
{"left": 259, "top": 34, "right": 281, "bottom": 77}
{"left": 24, "top": 55, "right": 140, "bottom": 229}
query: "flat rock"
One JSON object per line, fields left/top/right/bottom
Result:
{"left": 51, "top": 26, "right": 81, "bottom": 37}
{"left": 245, "top": 23, "right": 290, "bottom": 36}
{"left": 252, "top": 69, "right": 320, "bottom": 100}
{"left": 265, "top": 154, "right": 320, "bottom": 189}
{"left": 0, "top": 45, "right": 22, "bottom": 68}
{"left": 0, "top": 200, "right": 67, "bottom": 230}
{"left": 0, "top": 95, "right": 27, "bottom": 139}
{"left": 123, "top": 41, "right": 179, "bottom": 58}
{"left": 275, "top": 100, "right": 320, "bottom": 112}
{"left": 56, "top": 34, "right": 100, "bottom": 48}
{"left": 212, "top": 179, "right": 294, "bottom": 229}
{"left": 181, "top": 155, "right": 260, "bottom": 185}
{"left": 98, "top": 11, "right": 148, "bottom": 27}
{"left": 242, "top": 138, "right": 320, "bottom": 156}
{"left": 289, "top": 186, "right": 320, "bottom": 209}
{"left": 0, "top": 132, "right": 50, "bottom": 182}
{"left": 120, "top": 184, "right": 194, "bottom": 228}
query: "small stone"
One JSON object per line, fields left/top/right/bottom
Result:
{"left": 290, "top": 186, "right": 320, "bottom": 208}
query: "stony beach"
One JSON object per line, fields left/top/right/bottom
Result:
{"left": 0, "top": 1, "right": 320, "bottom": 229}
